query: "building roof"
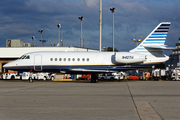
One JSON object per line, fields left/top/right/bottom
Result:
{"left": 0, "top": 47, "right": 98, "bottom": 58}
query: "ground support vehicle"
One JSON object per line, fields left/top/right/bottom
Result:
{"left": 2, "top": 72, "right": 22, "bottom": 80}
{"left": 22, "top": 72, "right": 55, "bottom": 81}
{"left": 152, "top": 69, "right": 167, "bottom": 80}
{"left": 78, "top": 74, "right": 91, "bottom": 80}
{"left": 171, "top": 68, "right": 180, "bottom": 81}
{"left": 129, "top": 75, "right": 140, "bottom": 80}
{"left": 98, "top": 72, "right": 125, "bottom": 81}
{"left": 119, "top": 72, "right": 125, "bottom": 80}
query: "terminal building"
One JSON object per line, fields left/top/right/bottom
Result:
{"left": 165, "top": 38, "right": 180, "bottom": 70}
{"left": 0, "top": 39, "right": 98, "bottom": 73}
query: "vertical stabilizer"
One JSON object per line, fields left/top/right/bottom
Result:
{"left": 130, "top": 22, "right": 171, "bottom": 55}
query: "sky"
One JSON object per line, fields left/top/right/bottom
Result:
{"left": 0, "top": 0, "right": 180, "bottom": 55}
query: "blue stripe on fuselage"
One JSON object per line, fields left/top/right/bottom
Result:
{"left": 6, "top": 64, "right": 158, "bottom": 73}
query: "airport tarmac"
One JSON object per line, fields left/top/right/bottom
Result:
{"left": 0, "top": 80, "right": 180, "bottom": 120}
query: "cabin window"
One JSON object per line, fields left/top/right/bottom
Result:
{"left": 59, "top": 58, "right": 62, "bottom": 61}
{"left": 68, "top": 58, "right": 71, "bottom": 61}
{"left": 77, "top": 58, "right": 80, "bottom": 61}
{"left": 82, "top": 58, "right": 85, "bottom": 62}
{"left": 50, "top": 58, "right": 53, "bottom": 61}
{"left": 64, "top": 58, "right": 66, "bottom": 61}
{"left": 87, "top": 58, "right": 89, "bottom": 61}
{"left": 55, "top": 58, "right": 57, "bottom": 61}
{"left": 72, "top": 58, "right": 75, "bottom": 61}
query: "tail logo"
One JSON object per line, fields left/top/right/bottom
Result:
{"left": 130, "top": 22, "right": 171, "bottom": 54}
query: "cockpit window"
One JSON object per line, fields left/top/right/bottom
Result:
{"left": 22, "top": 55, "right": 26, "bottom": 59}
{"left": 19, "top": 55, "right": 24, "bottom": 59}
{"left": 19, "top": 55, "right": 30, "bottom": 59}
{"left": 25, "top": 55, "right": 30, "bottom": 59}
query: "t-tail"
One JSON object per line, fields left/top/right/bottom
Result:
{"left": 130, "top": 22, "right": 171, "bottom": 56}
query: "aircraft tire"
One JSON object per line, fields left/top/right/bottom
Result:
{"left": 91, "top": 74, "right": 98, "bottom": 83}
{"left": 91, "top": 79, "right": 96, "bottom": 83}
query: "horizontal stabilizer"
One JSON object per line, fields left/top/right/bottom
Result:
{"left": 143, "top": 45, "right": 175, "bottom": 50}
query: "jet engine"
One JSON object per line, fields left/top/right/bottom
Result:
{"left": 114, "top": 52, "right": 146, "bottom": 64}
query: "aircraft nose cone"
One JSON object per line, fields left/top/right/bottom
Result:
{"left": 3, "top": 63, "right": 8, "bottom": 68}
{"left": 3, "top": 62, "right": 14, "bottom": 68}
{"left": 3, "top": 62, "right": 17, "bottom": 71}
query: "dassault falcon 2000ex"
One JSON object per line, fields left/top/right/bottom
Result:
{"left": 3, "top": 22, "right": 174, "bottom": 82}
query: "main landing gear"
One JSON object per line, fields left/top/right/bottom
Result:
{"left": 91, "top": 74, "right": 98, "bottom": 83}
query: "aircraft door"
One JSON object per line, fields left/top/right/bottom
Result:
{"left": 34, "top": 54, "right": 42, "bottom": 71}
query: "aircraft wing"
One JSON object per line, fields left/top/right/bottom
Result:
{"left": 69, "top": 68, "right": 117, "bottom": 73}
{"left": 143, "top": 45, "right": 176, "bottom": 50}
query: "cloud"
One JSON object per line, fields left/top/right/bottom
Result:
{"left": 84, "top": 0, "right": 99, "bottom": 7}
{"left": 0, "top": 0, "right": 180, "bottom": 53}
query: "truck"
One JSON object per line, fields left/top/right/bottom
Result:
{"left": 22, "top": 72, "right": 55, "bottom": 81}
{"left": 98, "top": 72, "right": 125, "bottom": 81}
{"left": 152, "top": 69, "right": 167, "bottom": 80}
{"left": 2, "top": 72, "right": 22, "bottom": 80}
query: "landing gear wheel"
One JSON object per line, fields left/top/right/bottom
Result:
{"left": 91, "top": 74, "right": 98, "bottom": 83}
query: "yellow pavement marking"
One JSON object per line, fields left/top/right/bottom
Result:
{"left": 54, "top": 79, "right": 73, "bottom": 81}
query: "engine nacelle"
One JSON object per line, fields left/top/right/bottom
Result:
{"left": 115, "top": 52, "right": 146, "bottom": 64}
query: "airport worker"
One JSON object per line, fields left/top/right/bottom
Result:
{"left": 145, "top": 72, "right": 150, "bottom": 81}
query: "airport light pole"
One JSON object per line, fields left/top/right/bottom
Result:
{"left": 39, "top": 29, "right": 43, "bottom": 47}
{"left": 99, "top": 0, "right": 102, "bottom": 52}
{"left": 50, "top": 40, "right": 52, "bottom": 47}
{"left": 132, "top": 39, "right": 142, "bottom": 46}
{"left": 110, "top": 7, "right": 115, "bottom": 52}
{"left": 32, "top": 36, "right": 35, "bottom": 47}
{"left": 61, "top": 37, "right": 63, "bottom": 47}
{"left": 39, "top": 40, "right": 47, "bottom": 47}
{"left": 57, "top": 24, "right": 61, "bottom": 46}
{"left": 78, "top": 16, "right": 83, "bottom": 47}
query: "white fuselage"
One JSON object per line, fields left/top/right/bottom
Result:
{"left": 3, "top": 51, "right": 169, "bottom": 73}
